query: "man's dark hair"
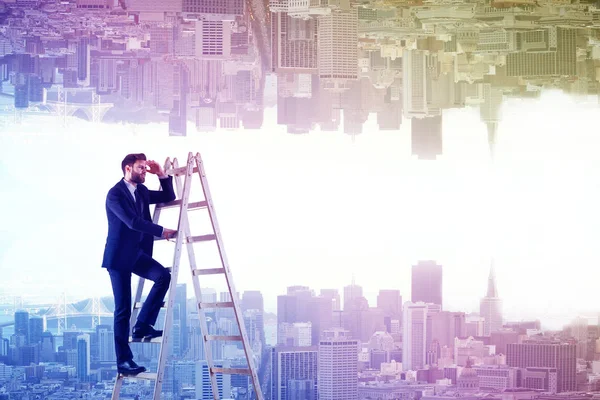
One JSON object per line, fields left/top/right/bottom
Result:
{"left": 121, "top": 153, "right": 147, "bottom": 175}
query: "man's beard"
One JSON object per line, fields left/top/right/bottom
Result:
{"left": 131, "top": 171, "right": 145, "bottom": 184}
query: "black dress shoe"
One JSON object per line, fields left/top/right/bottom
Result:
{"left": 117, "top": 360, "right": 146, "bottom": 375}
{"left": 132, "top": 324, "right": 163, "bottom": 340}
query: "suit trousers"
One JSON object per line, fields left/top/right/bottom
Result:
{"left": 107, "top": 253, "right": 171, "bottom": 364}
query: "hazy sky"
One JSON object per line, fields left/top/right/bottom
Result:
{"left": 1, "top": 90, "right": 600, "bottom": 330}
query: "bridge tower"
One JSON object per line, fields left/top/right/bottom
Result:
{"left": 15, "top": 109, "right": 23, "bottom": 125}
{"left": 56, "top": 86, "right": 69, "bottom": 128}
{"left": 82, "top": 297, "right": 112, "bottom": 329}
{"left": 53, "top": 87, "right": 112, "bottom": 125}
{"left": 91, "top": 297, "right": 102, "bottom": 329}
{"left": 91, "top": 91, "right": 102, "bottom": 124}
{"left": 56, "top": 292, "right": 68, "bottom": 335}
{"left": 13, "top": 296, "right": 23, "bottom": 313}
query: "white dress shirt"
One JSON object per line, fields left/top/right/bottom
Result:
{"left": 123, "top": 179, "right": 164, "bottom": 236}
{"left": 123, "top": 179, "right": 137, "bottom": 202}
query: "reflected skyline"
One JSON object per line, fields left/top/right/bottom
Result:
{"left": 1, "top": 0, "right": 600, "bottom": 158}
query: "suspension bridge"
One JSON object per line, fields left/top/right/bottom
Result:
{"left": 0, "top": 87, "right": 114, "bottom": 126}
{"left": 0, "top": 295, "right": 113, "bottom": 334}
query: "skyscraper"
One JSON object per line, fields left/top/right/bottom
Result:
{"left": 570, "top": 317, "right": 588, "bottom": 360}
{"left": 307, "top": 296, "right": 333, "bottom": 345}
{"left": 174, "top": 283, "right": 188, "bottom": 356}
{"left": 277, "top": 92, "right": 317, "bottom": 132}
{"left": 555, "top": 26, "right": 577, "bottom": 76}
{"left": 241, "top": 291, "right": 264, "bottom": 312}
{"left": 40, "top": 331, "right": 55, "bottom": 362}
{"left": 76, "top": 334, "right": 90, "bottom": 382}
{"left": 277, "top": 291, "right": 307, "bottom": 345}
{"left": 28, "top": 316, "right": 44, "bottom": 345}
{"left": 429, "top": 311, "right": 466, "bottom": 350}
{"left": 271, "top": 346, "right": 317, "bottom": 400}
{"left": 126, "top": 0, "right": 182, "bottom": 13}
{"left": 320, "top": 289, "right": 340, "bottom": 312}
{"left": 507, "top": 341, "right": 576, "bottom": 393}
{"left": 271, "top": 12, "right": 318, "bottom": 73}
{"left": 27, "top": 75, "right": 43, "bottom": 103}
{"left": 403, "top": 302, "right": 428, "bottom": 371}
{"left": 169, "top": 64, "right": 189, "bottom": 137}
{"left": 14, "top": 76, "right": 29, "bottom": 109}
{"left": 150, "top": 24, "right": 175, "bottom": 56}
{"left": 317, "top": 7, "right": 358, "bottom": 92}
{"left": 97, "top": 58, "right": 117, "bottom": 94}
{"left": 97, "top": 325, "right": 115, "bottom": 362}
{"left": 480, "top": 83, "right": 502, "bottom": 157}
{"left": 153, "top": 59, "right": 175, "bottom": 110}
{"left": 343, "top": 283, "right": 363, "bottom": 311}
{"left": 195, "top": 21, "right": 233, "bottom": 59}
{"left": 377, "top": 290, "right": 403, "bottom": 320}
{"left": 14, "top": 311, "right": 29, "bottom": 344}
{"left": 411, "top": 115, "right": 443, "bottom": 160}
{"left": 63, "top": 331, "right": 81, "bottom": 351}
{"left": 342, "top": 296, "right": 379, "bottom": 343}
{"left": 286, "top": 286, "right": 314, "bottom": 323}
{"left": 183, "top": 0, "right": 243, "bottom": 17}
{"left": 243, "top": 309, "right": 264, "bottom": 351}
{"left": 507, "top": 27, "right": 576, "bottom": 77}
{"left": 277, "top": 295, "right": 298, "bottom": 338}
{"left": 318, "top": 329, "right": 358, "bottom": 400}
{"left": 278, "top": 322, "right": 312, "bottom": 347}
{"left": 403, "top": 48, "right": 428, "bottom": 118}
{"left": 196, "top": 360, "right": 232, "bottom": 399}
{"left": 77, "top": 37, "right": 90, "bottom": 82}
{"left": 411, "top": 261, "right": 443, "bottom": 307}
{"left": 480, "top": 263, "right": 503, "bottom": 337}
{"left": 242, "top": 291, "right": 265, "bottom": 347}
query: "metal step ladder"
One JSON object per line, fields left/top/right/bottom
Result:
{"left": 111, "top": 152, "right": 264, "bottom": 400}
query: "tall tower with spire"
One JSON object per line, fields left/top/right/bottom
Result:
{"left": 480, "top": 83, "right": 503, "bottom": 159}
{"left": 480, "top": 261, "right": 503, "bottom": 337}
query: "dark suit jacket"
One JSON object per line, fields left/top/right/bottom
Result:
{"left": 101, "top": 176, "right": 176, "bottom": 271}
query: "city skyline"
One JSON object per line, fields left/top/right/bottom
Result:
{"left": 1, "top": 0, "right": 600, "bottom": 142}
{"left": 3, "top": 284, "right": 594, "bottom": 399}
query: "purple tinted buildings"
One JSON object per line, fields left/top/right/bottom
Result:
{"left": 411, "top": 260, "right": 443, "bottom": 308}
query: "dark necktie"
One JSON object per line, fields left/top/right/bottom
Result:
{"left": 134, "top": 188, "right": 143, "bottom": 215}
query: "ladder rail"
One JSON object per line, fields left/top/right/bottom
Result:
{"left": 151, "top": 156, "right": 192, "bottom": 400}
{"left": 172, "top": 154, "right": 222, "bottom": 400}
{"left": 111, "top": 376, "right": 123, "bottom": 399}
{"left": 194, "top": 152, "right": 264, "bottom": 400}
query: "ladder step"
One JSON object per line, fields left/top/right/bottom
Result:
{"left": 129, "top": 336, "right": 162, "bottom": 344}
{"left": 205, "top": 335, "right": 243, "bottom": 341}
{"left": 157, "top": 234, "right": 215, "bottom": 243}
{"left": 168, "top": 166, "right": 199, "bottom": 176}
{"left": 211, "top": 367, "right": 251, "bottom": 375}
{"left": 199, "top": 301, "right": 234, "bottom": 309}
{"left": 134, "top": 302, "right": 166, "bottom": 309}
{"left": 193, "top": 268, "right": 225, "bottom": 276}
{"left": 187, "top": 234, "right": 216, "bottom": 243}
{"left": 118, "top": 372, "right": 157, "bottom": 380}
{"left": 156, "top": 199, "right": 208, "bottom": 210}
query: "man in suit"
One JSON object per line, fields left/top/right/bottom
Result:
{"left": 102, "top": 153, "right": 177, "bottom": 375}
